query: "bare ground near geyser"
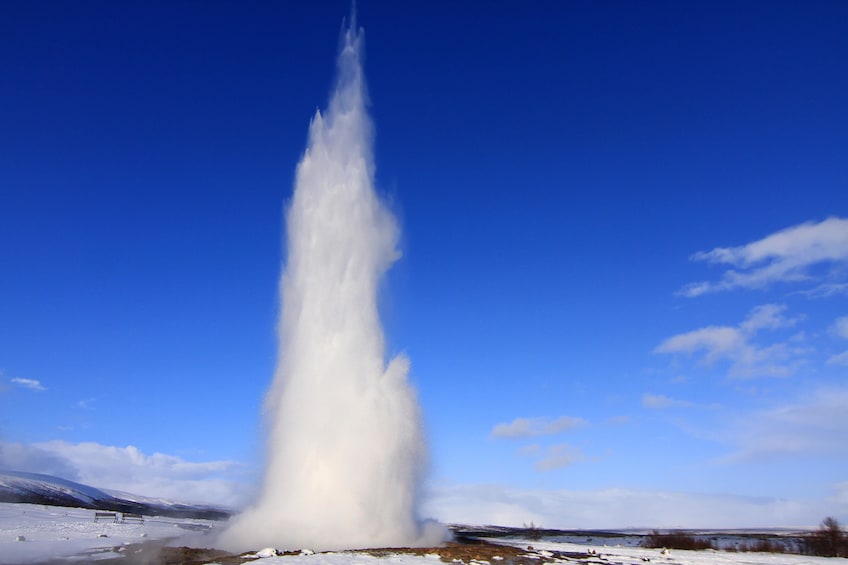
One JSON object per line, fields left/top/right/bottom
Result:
{"left": 30, "top": 535, "right": 588, "bottom": 565}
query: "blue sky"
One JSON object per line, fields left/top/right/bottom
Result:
{"left": 1, "top": 1, "right": 847, "bottom": 528}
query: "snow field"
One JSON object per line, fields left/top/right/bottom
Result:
{"left": 501, "top": 537, "right": 848, "bottom": 565}
{"left": 241, "top": 552, "right": 445, "bottom": 565}
{"left": 2, "top": 503, "right": 848, "bottom": 565}
{"left": 227, "top": 540, "right": 848, "bottom": 565}
{"left": 0, "top": 503, "right": 218, "bottom": 564}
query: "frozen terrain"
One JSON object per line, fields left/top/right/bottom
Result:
{"left": 2, "top": 501, "right": 848, "bottom": 565}
{"left": 0, "top": 502, "right": 219, "bottom": 564}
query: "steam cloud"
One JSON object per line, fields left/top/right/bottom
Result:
{"left": 220, "top": 22, "right": 442, "bottom": 551}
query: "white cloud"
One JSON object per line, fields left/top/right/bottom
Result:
{"left": 514, "top": 442, "right": 588, "bottom": 473}
{"left": 654, "top": 304, "right": 805, "bottom": 378}
{"left": 421, "top": 482, "right": 842, "bottom": 529}
{"left": 719, "top": 387, "right": 848, "bottom": 462}
{"left": 657, "top": 326, "right": 742, "bottom": 363}
{"left": 607, "top": 415, "right": 631, "bottom": 426}
{"left": 534, "top": 443, "right": 584, "bottom": 472}
{"left": 0, "top": 441, "right": 80, "bottom": 479}
{"left": 518, "top": 444, "right": 541, "bottom": 457}
{"left": 76, "top": 398, "right": 96, "bottom": 410}
{"left": 679, "top": 217, "right": 848, "bottom": 297}
{"left": 832, "top": 316, "right": 848, "bottom": 340}
{"left": 825, "top": 316, "right": 848, "bottom": 365}
{"left": 497, "top": 420, "right": 590, "bottom": 473}
{"left": 10, "top": 377, "right": 46, "bottom": 391}
{"left": 0, "top": 440, "right": 251, "bottom": 508}
{"left": 642, "top": 393, "right": 692, "bottom": 409}
{"left": 797, "top": 283, "right": 848, "bottom": 299}
{"left": 827, "top": 351, "right": 848, "bottom": 366}
{"left": 834, "top": 482, "right": 848, "bottom": 506}
{"left": 491, "top": 416, "right": 586, "bottom": 439}
{"left": 740, "top": 303, "right": 800, "bottom": 333}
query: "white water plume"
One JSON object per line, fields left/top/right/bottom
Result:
{"left": 220, "top": 22, "right": 442, "bottom": 552}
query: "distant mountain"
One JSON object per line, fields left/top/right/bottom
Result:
{"left": 0, "top": 470, "right": 230, "bottom": 521}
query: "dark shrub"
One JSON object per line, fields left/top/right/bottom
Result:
{"left": 736, "top": 539, "right": 788, "bottom": 553}
{"left": 640, "top": 530, "right": 715, "bottom": 551}
{"left": 804, "top": 517, "right": 847, "bottom": 557}
{"left": 521, "top": 522, "right": 542, "bottom": 541}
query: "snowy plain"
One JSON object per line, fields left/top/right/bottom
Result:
{"left": 3, "top": 502, "right": 848, "bottom": 565}
{"left": 0, "top": 503, "right": 217, "bottom": 564}
{"left": 244, "top": 544, "right": 848, "bottom": 565}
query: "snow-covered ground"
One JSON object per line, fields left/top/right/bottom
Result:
{"left": 2, "top": 502, "right": 848, "bottom": 565}
{"left": 498, "top": 537, "right": 848, "bottom": 565}
{"left": 0, "top": 502, "right": 219, "bottom": 564}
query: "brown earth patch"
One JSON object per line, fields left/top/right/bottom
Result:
{"left": 36, "top": 535, "right": 595, "bottom": 565}
{"left": 364, "top": 540, "right": 528, "bottom": 561}
{"left": 361, "top": 539, "right": 593, "bottom": 564}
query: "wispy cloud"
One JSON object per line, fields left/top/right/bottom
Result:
{"left": 76, "top": 398, "right": 96, "bottom": 410}
{"left": 0, "top": 440, "right": 251, "bottom": 508}
{"left": 796, "top": 283, "right": 848, "bottom": 299}
{"left": 642, "top": 393, "right": 692, "bottom": 409}
{"left": 11, "top": 377, "right": 46, "bottom": 391}
{"left": 826, "top": 315, "right": 848, "bottom": 365}
{"left": 831, "top": 316, "right": 848, "bottom": 340}
{"left": 491, "top": 416, "right": 586, "bottom": 439}
{"left": 719, "top": 386, "right": 848, "bottom": 462}
{"left": 534, "top": 443, "right": 584, "bottom": 472}
{"left": 827, "top": 351, "right": 848, "bottom": 366}
{"left": 494, "top": 417, "right": 590, "bottom": 473}
{"left": 655, "top": 304, "right": 805, "bottom": 378}
{"left": 607, "top": 415, "right": 631, "bottom": 426}
{"left": 679, "top": 217, "right": 848, "bottom": 297}
{"left": 518, "top": 444, "right": 541, "bottom": 457}
{"left": 834, "top": 482, "right": 848, "bottom": 506}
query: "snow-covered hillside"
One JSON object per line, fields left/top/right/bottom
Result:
{"left": 0, "top": 470, "right": 112, "bottom": 507}
{"left": 0, "top": 470, "right": 229, "bottom": 520}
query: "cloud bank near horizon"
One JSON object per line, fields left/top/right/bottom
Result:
{"left": 2, "top": 427, "right": 845, "bottom": 528}
{"left": 716, "top": 386, "right": 848, "bottom": 464}
{"left": 421, "top": 482, "right": 848, "bottom": 530}
{"left": 0, "top": 440, "right": 251, "bottom": 508}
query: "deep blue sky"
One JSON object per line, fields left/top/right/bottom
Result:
{"left": 1, "top": 1, "right": 847, "bottom": 527}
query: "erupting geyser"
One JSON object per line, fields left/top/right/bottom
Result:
{"left": 220, "top": 21, "right": 440, "bottom": 551}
